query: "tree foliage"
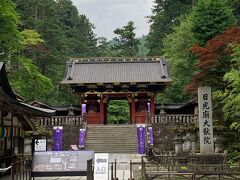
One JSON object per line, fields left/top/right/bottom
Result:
{"left": 159, "top": 17, "right": 196, "bottom": 103}
{"left": 213, "top": 44, "right": 240, "bottom": 163}
{"left": 112, "top": 21, "right": 139, "bottom": 57}
{"left": 0, "top": 0, "right": 20, "bottom": 52}
{"left": 187, "top": 27, "right": 240, "bottom": 92}
{"left": 190, "top": 0, "right": 236, "bottom": 46}
{"left": 9, "top": 57, "right": 53, "bottom": 100}
{"left": 10, "top": 0, "right": 99, "bottom": 104}
{"left": 107, "top": 100, "right": 130, "bottom": 124}
{"left": 147, "top": 0, "right": 193, "bottom": 56}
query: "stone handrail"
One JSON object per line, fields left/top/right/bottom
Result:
{"left": 37, "top": 116, "right": 86, "bottom": 126}
{"left": 150, "top": 114, "right": 198, "bottom": 125}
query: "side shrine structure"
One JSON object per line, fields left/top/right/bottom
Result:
{"left": 61, "top": 57, "right": 172, "bottom": 124}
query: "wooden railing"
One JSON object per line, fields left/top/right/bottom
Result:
{"left": 149, "top": 114, "right": 198, "bottom": 125}
{"left": 36, "top": 116, "right": 86, "bottom": 127}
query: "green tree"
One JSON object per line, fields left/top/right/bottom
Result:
{"left": 112, "top": 21, "right": 139, "bottom": 57}
{"left": 147, "top": 0, "right": 193, "bottom": 56}
{"left": 190, "top": 0, "right": 236, "bottom": 46}
{"left": 9, "top": 57, "right": 54, "bottom": 100}
{"left": 214, "top": 44, "right": 240, "bottom": 163}
{"left": 96, "top": 37, "right": 113, "bottom": 57}
{"left": 137, "top": 35, "right": 149, "bottom": 57}
{"left": 228, "top": 0, "right": 240, "bottom": 25}
{"left": 158, "top": 17, "right": 196, "bottom": 103}
{"left": 107, "top": 100, "right": 130, "bottom": 124}
{"left": 13, "top": 0, "right": 98, "bottom": 105}
{"left": 0, "top": 0, "right": 20, "bottom": 62}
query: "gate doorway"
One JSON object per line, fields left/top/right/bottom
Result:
{"left": 106, "top": 100, "right": 130, "bottom": 124}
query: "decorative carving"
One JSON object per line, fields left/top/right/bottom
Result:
{"left": 87, "top": 85, "right": 97, "bottom": 89}
{"left": 106, "top": 85, "right": 113, "bottom": 89}
{"left": 127, "top": 93, "right": 132, "bottom": 102}
{"left": 137, "top": 84, "right": 148, "bottom": 88}
{"left": 102, "top": 94, "right": 109, "bottom": 103}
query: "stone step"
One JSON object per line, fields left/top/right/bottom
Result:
{"left": 85, "top": 124, "right": 138, "bottom": 153}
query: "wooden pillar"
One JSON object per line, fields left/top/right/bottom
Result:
{"left": 10, "top": 110, "right": 13, "bottom": 154}
{"left": 131, "top": 97, "right": 136, "bottom": 124}
{"left": 150, "top": 95, "right": 155, "bottom": 116}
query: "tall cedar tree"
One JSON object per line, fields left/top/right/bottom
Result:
{"left": 187, "top": 27, "right": 240, "bottom": 92}
{"left": 112, "top": 21, "right": 139, "bottom": 57}
{"left": 147, "top": 0, "right": 192, "bottom": 56}
{"left": 190, "top": 0, "right": 236, "bottom": 46}
{"left": 13, "top": 0, "right": 98, "bottom": 104}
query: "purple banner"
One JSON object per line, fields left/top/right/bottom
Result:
{"left": 79, "top": 129, "right": 86, "bottom": 148}
{"left": 148, "top": 127, "right": 154, "bottom": 146}
{"left": 81, "top": 104, "right": 86, "bottom": 115}
{"left": 53, "top": 126, "right": 63, "bottom": 151}
{"left": 137, "top": 125, "right": 146, "bottom": 154}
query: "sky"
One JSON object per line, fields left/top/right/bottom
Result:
{"left": 72, "top": 0, "right": 154, "bottom": 40}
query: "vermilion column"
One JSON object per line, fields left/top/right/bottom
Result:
{"left": 100, "top": 100, "right": 105, "bottom": 124}
{"left": 131, "top": 97, "right": 136, "bottom": 124}
{"left": 150, "top": 95, "right": 155, "bottom": 116}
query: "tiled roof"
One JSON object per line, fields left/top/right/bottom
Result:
{"left": 61, "top": 57, "right": 172, "bottom": 84}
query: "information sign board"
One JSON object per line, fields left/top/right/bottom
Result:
{"left": 34, "top": 139, "right": 46, "bottom": 152}
{"left": 94, "top": 153, "right": 109, "bottom": 180}
{"left": 32, "top": 151, "right": 94, "bottom": 177}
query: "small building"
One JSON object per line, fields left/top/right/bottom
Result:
{"left": 0, "top": 62, "right": 55, "bottom": 168}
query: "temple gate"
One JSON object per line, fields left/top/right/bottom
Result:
{"left": 61, "top": 57, "right": 171, "bottom": 124}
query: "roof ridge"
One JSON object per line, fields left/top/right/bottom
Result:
{"left": 69, "top": 57, "right": 165, "bottom": 63}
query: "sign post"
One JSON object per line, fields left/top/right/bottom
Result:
{"left": 198, "top": 86, "right": 214, "bottom": 154}
{"left": 94, "top": 153, "right": 109, "bottom": 180}
{"left": 34, "top": 139, "right": 47, "bottom": 151}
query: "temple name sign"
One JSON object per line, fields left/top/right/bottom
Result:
{"left": 198, "top": 86, "right": 214, "bottom": 154}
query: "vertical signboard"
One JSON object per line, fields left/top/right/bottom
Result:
{"left": 82, "top": 104, "right": 86, "bottom": 115}
{"left": 94, "top": 153, "right": 109, "bottom": 180}
{"left": 148, "top": 127, "right": 154, "bottom": 146}
{"left": 79, "top": 129, "right": 86, "bottom": 148}
{"left": 137, "top": 125, "right": 146, "bottom": 154}
{"left": 198, "top": 87, "right": 214, "bottom": 154}
{"left": 53, "top": 126, "right": 63, "bottom": 151}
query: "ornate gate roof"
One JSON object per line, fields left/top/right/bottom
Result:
{"left": 61, "top": 57, "right": 172, "bottom": 85}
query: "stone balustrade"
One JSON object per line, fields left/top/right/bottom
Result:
{"left": 150, "top": 114, "right": 198, "bottom": 125}
{"left": 36, "top": 116, "right": 86, "bottom": 127}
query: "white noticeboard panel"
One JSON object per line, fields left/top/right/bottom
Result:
{"left": 198, "top": 87, "right": 214, "bottom": 154}
{"left": 34, "top": 139, "right": 47, "bottom": 151}
{"left": 94, "top": 153, "right": 109, "bottom": 180}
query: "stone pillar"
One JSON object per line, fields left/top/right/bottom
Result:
{"left": 214, "top": 134, "right": 225, "bottom": 153}
{"left": 185, "top": 132, "right": 192, "bottom": 152}
{"left": 174, "top": 134, "right": 183, "bottom": 155}
{"left": 191, "top": 133, "right": 196, "bottom": 153}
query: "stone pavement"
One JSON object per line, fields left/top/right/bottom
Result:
{"left": 108, "top": 153, "right": 142, "bottom": 180}
{"left": 0, "top": 154, "right": 142, "bottom": 180}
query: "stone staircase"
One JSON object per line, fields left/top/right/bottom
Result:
{"left": 85, "top": 124, "right": 138, "bottom": 153}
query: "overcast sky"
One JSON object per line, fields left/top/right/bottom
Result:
{"left": 72, "top": 0, "right": 154, "bottom": 40}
